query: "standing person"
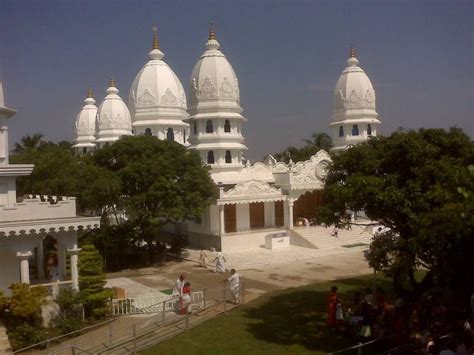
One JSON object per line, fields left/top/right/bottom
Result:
{"left": 327, "top": 286, "right": 339, "bottom": 328}
{"left": 224, "top": 269, "right": 241, "bottom": 304}
{"left": 199, "top": 249, "right": 209, "bottom": 268}
{"left": 180, "top": 282, "right": 192, "bottom": 315}
{"left": 172, "top": 274, "right": 185, "bottom": 297}
{"left": 213, "top": 251, "right": 227, "bottom": 273}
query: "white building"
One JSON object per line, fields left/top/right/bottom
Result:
{"left": 71, "top": 26, "right": 380, "bottom": 252}
{"left": 330, "top": 47, "right": 381, "bottom": 151}
{"left": 0, "top": 80, "right": 100, "bottom": 295}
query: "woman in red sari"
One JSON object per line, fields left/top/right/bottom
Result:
{"left": 327, "top": 286, "right": 339, "bottom": 327}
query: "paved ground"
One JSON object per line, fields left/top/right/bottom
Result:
{"left": 107, "top": 245, "right": 372, "bottom": 301}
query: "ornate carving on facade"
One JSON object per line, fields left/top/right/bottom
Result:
{"left": 179, "top": 91, "right": 186, "bottom": 108}
{"left": 273, "top": 162, "right": 289, "bottom": 173}
{"left": 220, "top": 77, "right": 234, "bottom": 98}
{"left": 200, "top": 77, "right": 217, "bottom": 99}
{"left": 223, "top": 180, "right": 282, "bottom": 198}
{"left": 291, "top": 150, "right": 331, "bottom": 187}
{"left": 137, "top": 89, "right": 156, "bottom": 107}
{"left": 348, "top": 90, "right": 360, "bottom": 105}
{"left": 234, "top": 78, "right": 240, "bottom": 102}
{"left": 114, "top": 113, "right": 132, "bottom": 129}
{"left": 98, "top": 113, "right": 113, "bottom": 129}
{"left": 160, "top": 88, "right": 178, "bottom": 106}
{"left": 249, "top": 162, "right": 272, "bottom": 174}
{"left": 364, "top": 89, "right": 375, "bottom": 106}
{"left": 77, "top": 120, "right": 94, "bottom": 135}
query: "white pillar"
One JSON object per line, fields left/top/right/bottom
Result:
{"left": 57, "top": 245, "right": 66, "bottom": 280}
{"left": 37, "top": 239, "right": 45, "bottom": 279}
{"left": 288, "top": 199, "right": 294, "bottom": 230}
{"left": 219, "top": 204, "right": 225, "bottom": 236}
{"left": 67, "top": 248, "right": 81, "bottom": 291}
{"left": 17, "top": 251, "right": 33, "bottom": 284}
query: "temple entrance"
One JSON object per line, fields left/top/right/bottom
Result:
{"left": 224, "top": 204, "right": 236, "bottom": 233}
{"left": 293, "top": 190, "right": 324, "bottom": 225}
{"left": 275, "top": 201, "right": 284, "bottom": 227}
{"left": 249, "top": 202, "right": 265, "bottom": 229}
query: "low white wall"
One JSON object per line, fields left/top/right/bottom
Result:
{"left": 0, "top": 198, "right": 77, "bottom": 221}
{"left": 220, "top": 229, "right": 287, "bottom": 252}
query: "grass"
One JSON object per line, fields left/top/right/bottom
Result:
{"left": 141, "top": 274, "right": 395, "bottom": 355}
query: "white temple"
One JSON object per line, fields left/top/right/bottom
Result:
{"left": 71, "top": 26, "right": 381, "bottom": 252}
{"left": 0, "top": 80, "right": 100, "bottom": 295}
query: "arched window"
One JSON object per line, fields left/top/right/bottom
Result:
{"left": 207, "top": 151, "right": 215, "bottom": 164}
{"left": 367, "top": 124, "right": 372, "bottom": 136}
{"left": 183, "top": 129, "right": 186, "bottom": 143}
{"left": 193, "top": 121, "right": 197, "bottom": 135}
{"left": 225, "top": 150, "right": 232, "bottom": 163}
{"left": 352, "top": 124, "right": 359, "bottom": 136}
{"left": 224, "top": 120, "right": 231, "bottom": 133}
{"left": 167, "top": 128, "right": 174, "bottom": 141}
{"left": 339, "top": 126, "right": 344, "bottom": 137}
{"left": 144, "top": 128, "right": 152, "bottom": 136}
{"left": 206, "top": 120, "right": 213, "bottom": 133}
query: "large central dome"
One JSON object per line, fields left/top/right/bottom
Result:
{"left": 128, "top": 29, "right": 188, "bottom": 143}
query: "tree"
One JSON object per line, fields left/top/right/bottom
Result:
{"left": 92, "top": 135, "right": 217, "bottom": 264}
{"left": 318, "top": 128, "right": 474, "bottom": 307}
{"left": 78, "top": 244, "right": 112, "bottom": 319}
{"left": 273, "top": 132, "right": 333, "bottom": 163}
{"left": 12, "top": 133, "right": 45, "bottom": 153}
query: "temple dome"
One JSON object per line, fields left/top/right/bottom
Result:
{"left": 72, "top": 89, "right": 97, "bottom": 151}
{"left": 332, "top": 47, "right": 378, "bottom": 122}
{"left": 187, "top": 26, "right": 241, "bottom": 112}
{"left": 128, "top": 29, "right": 187, "bottom": 118}
{"left": 96, "top": 79, "right": 132, "bottom": 146}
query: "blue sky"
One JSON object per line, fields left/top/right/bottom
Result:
{"left": 0, "top": 0, "right": 472, "bottom": 160}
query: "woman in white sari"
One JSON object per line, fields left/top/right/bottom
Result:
{"left": 213, "top": 251, "right": 227, "bottom": 273}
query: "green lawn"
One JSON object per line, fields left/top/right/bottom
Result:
{"left": 141, "top": 274, "right": 396, "bottom": 355}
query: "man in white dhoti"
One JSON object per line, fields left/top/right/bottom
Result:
{"left": 199, "top": 249, "right": 209, "bottom": 268}
{"left": 213, "top": 251, "right": 227, "bottom": 273}
{"left": 172, "top": 274, "right": 185, "bottom": 297}
{"left": 226, "top": 269, "right": 242, "bottom": 304}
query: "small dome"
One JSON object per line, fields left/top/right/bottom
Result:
{"left": 128, "top": 29, "right": 187, "bottom": 117}
{"left": 332, "top": 47, "right": 378, "bottom": 122}
{"left": 96, "top": 80, "right": 132, "bottom": 144}
{"left": 74, "top": 89, "right": 97, "bottom": 139}
{"left": 188, "top": 25, "right": 241, "bottom": 111}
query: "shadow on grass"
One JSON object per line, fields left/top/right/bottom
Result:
{"left": 243, "top": 276, "right": 393, "bottom": 353}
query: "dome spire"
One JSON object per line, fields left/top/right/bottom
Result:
{"left": 109, "top": 78, "right": 116, "bottom": 87}
{"left": 209, "top": 22, "right": 216, "bottom": 40}
{"left": 152, "top": 26, "right": 160, "bottom": 50}
{"left": 87, "top": 88, "right": 94, "bottom": 99}
{"left": 349, "top": 45, "right": 356, "bottom": 58}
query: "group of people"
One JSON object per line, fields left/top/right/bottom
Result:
{"left": 327, "top": 286, "right": 474, "bottom": 354}
{"left": 199, "top": 249, "right": 228, "bottom": 273}
{"left": 171, "top": 265, "right": 242, "bottom": 315}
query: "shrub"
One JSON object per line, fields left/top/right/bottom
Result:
{"left": 169, "top": 235, "right": 188, "bottom": 257}
{"left": 53, "top": 288, "right": 83, "bottom": 334}
{"left": 6, "top": 283, "right": 46, "bottom": 327}
{"left": 78, "top": 245, "right": 112, "bottom": 319}
{"left": 8, "top": 323, "right": 46, "bottom": 351}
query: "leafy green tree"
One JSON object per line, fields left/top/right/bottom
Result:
{"left": 273, "top": 132, "right": 333, "bottom": 163}
{"left": 318, "top": 128, "right": 474, "bottom": 307}
{"left": 12, "top": 133, "right": 45, "bottom": 153}
{"left": 92, "top": 135, "right": 217, "bottom": 264}
{"left": 5, "top": 283, "right": 47, "bottom": 326}
{"left": 78, "top": 244, "right": 112, "bottom": 319}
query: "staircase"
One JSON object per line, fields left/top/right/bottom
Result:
{"left": 290, "top": 225, "right": 373, "bottom": 250}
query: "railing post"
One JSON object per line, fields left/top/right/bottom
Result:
{"left": 223, "top": 283, "right": 227, "bottom": 314}
{"left": 72, "top": 345, "right": 76, "bottom": 355}
{"left": 108, "top": 321, "right": 112, "bottom": 346}
{"left": 203, "top": 288, "right": 207, "bottom": 309}
{"left": 132, "top": 324, "right": 137, "bottom": 354}
{"left": 162, "top": 300, "right": 166, "bottom": 324}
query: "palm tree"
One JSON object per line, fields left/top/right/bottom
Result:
{"left": 13, "top": 133, "right": 45, "bottom": 153}
{"left": 303, "top": 132, "right": 333, "bottom": 151}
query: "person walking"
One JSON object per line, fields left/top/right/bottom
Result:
{"left": 199, "top": 249, "right": 209, "bottom": 268}
{"left": 180, "top": 282, "right": 192, "bottom": 315}
{"left": 224, "top": 269, "right": 242, "bottom": 304}
{"left": 172, "top": 274, "right": 185, "bottom": 297}
{"left": 213, "top": 251, "right": 227, "bottom": 273}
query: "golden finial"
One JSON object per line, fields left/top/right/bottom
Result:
{"left": 152, "top": 26, "right": 159, "bottom": 50}
{"left": 109, "top": 78, "right": 116, "bottom": 87}
{"left": 86, "top": 88, "right": 93, "bottom": 98}
{"left": 209, "top": 22, "right": 216, "bottom": 40}
{"left": 349, "top": 45, "right": 356, "bottom": 58}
